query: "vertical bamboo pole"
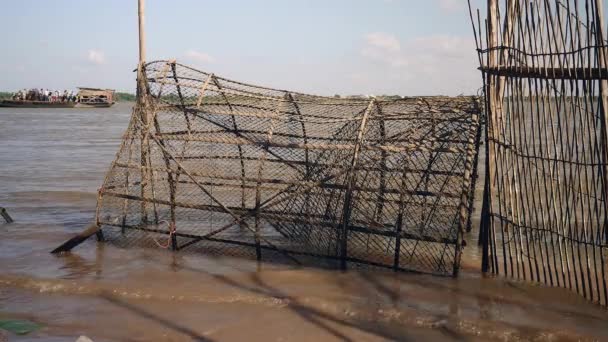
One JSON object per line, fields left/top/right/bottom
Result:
{"left": 595, "top": 0, "right": 608, "bottom": 231}
{"left": 594, "top": 0, "right": 608, "bottom": 306}
{"left": 393, "top": 213, "right": 403, "bottom": 271}
{"left": 454, "top": 106, "right": 480, "bottom": 276}
{"left": 137, "top": 0, "right": 151, "bottom": 224}
{"left": 481, "top": 0, "right": 499, "bottom": 274}
{"left": 253, "top": 101, "right": 280, "bottom": 261}
{"left": 138, "top": 0, "right": 145, "bottom": 68}
{"left": 470, "top": 2, "right": 492, "bottom": 271}
{"left": 339, "top": 99, "right": 375, "bottom": 270}
{"left": 393, "top": 151, "right": 412, "bottom": 271}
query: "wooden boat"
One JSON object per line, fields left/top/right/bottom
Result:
{"left": 0, "top": 100, "right": 77, "bottom": 108}
{"left": 76, "top": 87, "right": 115, "bottom": 108}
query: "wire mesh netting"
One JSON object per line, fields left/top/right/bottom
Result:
{"left": 95, "top": 60, "right": 481, "bottom": 275}
{"left": 472, "top": 0, "right": 608, "bottom": 306}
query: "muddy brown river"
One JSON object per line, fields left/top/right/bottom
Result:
{"left": 0, "top": 103, "right": 607, "bottom": 341}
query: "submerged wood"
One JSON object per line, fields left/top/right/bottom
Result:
{"left": 51, "top": 224, "right": 100, "bottom": 254}
{"left": 0, "top": 207, "right": 13, "bottom": 223}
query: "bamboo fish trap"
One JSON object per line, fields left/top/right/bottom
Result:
{"left": 90, "top": 60, "right": 482, "bottom": 276}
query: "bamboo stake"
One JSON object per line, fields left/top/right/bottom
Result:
{"left": 338, "top": 98, "right": 375, "bottom": 269}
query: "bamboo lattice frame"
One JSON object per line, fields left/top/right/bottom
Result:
{"left": 94, "top": 61, "right": 481, "bottom": 276}
{"left": 472, "top": 0, "right": 608, "bottom": 306}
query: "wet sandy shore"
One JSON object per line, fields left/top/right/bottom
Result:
{"left": 1, "top": 218, "right": 608, "bottom": 341}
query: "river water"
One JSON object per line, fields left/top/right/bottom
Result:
{"left": 0, "top": 102, "right": 607, "bottom": 341}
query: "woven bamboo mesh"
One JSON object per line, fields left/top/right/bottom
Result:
{"left": 472, "top": 0, "right": 608, "bottom": 305}
{"left": 95, "top": 61, "right": 481, "bottom": 275}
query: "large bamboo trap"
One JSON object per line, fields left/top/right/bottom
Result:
{"left": 93, "top": 61, "right": 482, "bottom": 276}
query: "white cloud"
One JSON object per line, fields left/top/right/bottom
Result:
{"left": 364, "top": 32, "right": 401, "bottom": 52}
{"left": 71, "top": 65, "right": 88, "bottom": 73}
{"left": 185, "top": 50, "right": 215, "bottom": 64}
{"left": 361, "top": 32, "right": 407, "bottom": 67}
{"left": 438, "top": 0, "right": 463, "bottom": 12}
{"left": 360, "top": 32, "right": 479, "bottom": 95}
{"left": 87, "top": 49, "right": 106, "bottom": 65}
{"left": 361, "top": 32, "right": 409, "bottom": 67}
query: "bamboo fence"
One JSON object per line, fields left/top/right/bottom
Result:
{"left": 471, "top": 0, "right": 608, "bottom": 306}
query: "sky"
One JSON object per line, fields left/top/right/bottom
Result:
{"left": 0, "top": 0, "right": 488, "bottom": 96}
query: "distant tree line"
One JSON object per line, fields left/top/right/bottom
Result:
{"left": 0, "top": 92, "right": 12, "bottom": 100}
{"left": 115, "top": 92, "right": 136, "bottom": 102}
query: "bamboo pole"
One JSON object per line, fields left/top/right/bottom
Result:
{"left": 253, "top": 102, "right": 280, "bottom": 260}
{"left": 339, "top": 98, "right": 375, "bottom": 269}
{"left": 481, "top": 0, "right": 499, "bottom": 274}
{"left": 138, "top": 0, "right": 145, "bottom": 68}
{"left": 137, "top": 0, "right": 152, "bottom": 226}
{"left": 594, "top": 0, "right": 608, "bottom": 306}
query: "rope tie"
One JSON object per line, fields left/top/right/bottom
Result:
{"left": 151, "top": 220, "right": 176, "bottom": 249}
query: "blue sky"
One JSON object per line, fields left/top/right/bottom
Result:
{"left": 0, "top": 0, "right": 487, "bottom": 95}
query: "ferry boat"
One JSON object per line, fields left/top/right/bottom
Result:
{"left": 75, "top": 87, "right": 116, "bottom": 108}
{"left": 0, "top": 100, "right": 76, "bottom": 108}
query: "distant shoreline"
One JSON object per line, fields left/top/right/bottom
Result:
{"left": 0, "top": 91, "right": 136, "bottom": 102}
